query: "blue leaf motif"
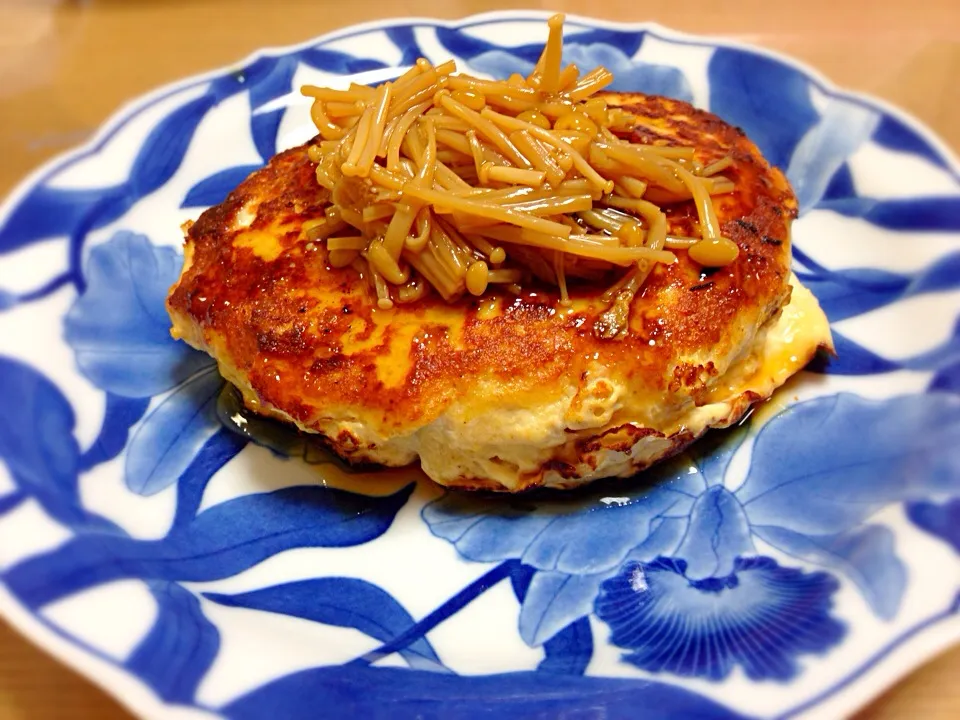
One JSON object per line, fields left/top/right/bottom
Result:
{"left": 753, "top": 524, "right": 906, "bottom": 619}
{"left": 800, "top": 268, "right": 910, "bottom": 323}
{"left": 247, "top": 55, "right": 298, "bottom": 161}
{"left": 422, "top": 495, "right": 554, "bottom": 564}
{"left": 346, "top": 561, "right": 521, "bottom": 670}
{"left": 171, "top": 427, "right": 248, "bottom": 530}
{"left": 564, "top": 45, "right": 692, "bottom": 101}
{"left": 507, "top": 561, "right": 536, "bottom": 601}
{"left": 0, "top": 356, "right": 80, "bottom": 518}
{"left": 0, "top": 184, "right": 130, "bottom": 254}
{"left": 799, "top": 252, "right": 960, "bottom": 324}
{"left": 565, "top": 28, "right": 646, "bottom": 56}
{"left": 223, "top": 664, "right": 747, "bottom": 720}
{"left": 737, "top": 393, "right": 960, "bottom": 535}
{"left": 822, "top": 162, "right": 856, "bottom": 201}
{"left": 594, "top": 557, "right": 845, "bottom": 681}
{"left": 130, "top": 94, "right": 217, "bottom": 196}
{"left": 125, "top": 367, "right": 224, "bottom": 496}
{"left": 181, "top": 165, "right": 262, "bottom": 208}
{"left": 436, "top": 34, "right": 540, "bottom": 70}
{"left": 872, "top": 114, "right": 950, "bottom": 170}
{"left": 910, "top": 252, "right": 960, "bottom": 295}
{"left": 78, "top": 394, "right": 151, "bottom": 472}
{"left": 435, "top": 26, "right": 644, "bottom": 66}
{"left": 786, "top": 97, "right": 878, "bottom": 213}
{"left": 816, "top": 196, "right": 960, "bottom": 232}
{"left": 204, "top": 578, "right": 444, "bottom": 672}
{"left": 539, "top": 616, "right": 593, "bottom": 676}
{"left": 205, "top": 61, "right": 265, "bottom": 104}
{"left": 126, "top": 581, "right": 219, "bottom": 703}
{"left": 519, "top": 570, "right": 610, "bottom": 647}
{"left": 465, "top": 44, "right": 691, "bottom": 103}
{"left": 248, "top": 55, "right": 297, "bottom": 111}
{"left": 384, "top": 27, "right": 423, "bottom": 67}
{"left": 461, "top": 51, "right": 535, "bottom": 81}
{"left": 231, "top": 56, "right": 278, "bottom": 89}
{"left": 520, "top": 495, "right": 692, "bottom": 574}
{"left": 569, "top": 28, "right": 649, "bottom": 56}
{"left": 708, "top": 47, "right": 818, "bottom": 170}
{"left": 432, "top": 26, "right": 507, "bottom": 61}
{"left": 675, "top": 486, "right": 755, "bottom": 581}
{"left": 423, "top": 467, "right": 700, "bottom": 575}
{"left": 251, "top": 111, "right": 284, "bottom": 165}
{"left": 5, "top": 483, "right": 415, "bottom": 609}
{"left": 64, "top": 232, "right": 212, "bottom": 397}
{"left": 295, "top": 48, "right": 387, "bottom": 75}
{"left": 806, "top": 332, "right": 900, "bottom": 375}
{"left": 906, "top": 499, "right": 960, "bottom": 553}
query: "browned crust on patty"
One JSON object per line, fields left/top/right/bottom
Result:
{"left": 166, "top": 91, "right": 796, "bottom": 482}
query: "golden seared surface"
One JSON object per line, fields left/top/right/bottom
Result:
{"left": 167, "top": 91, "right": 801, "bottom": 490}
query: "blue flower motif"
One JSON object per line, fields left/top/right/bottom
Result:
{"left": 466, "top": 44, "right": 692, "bottom": 104}
{"left": 423, "top": 392, "right": 960, "bottom": 680}
{"left": 64, "top": 231, "right": 222, "bottom": 495}
{"left": 595, "top": 557, "right": 844, "bottom": 681}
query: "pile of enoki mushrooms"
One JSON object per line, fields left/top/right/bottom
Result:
{"left": 300, "top": 13, "right": 739, "bottom": 335}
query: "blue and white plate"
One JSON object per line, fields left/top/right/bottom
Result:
{"left": 1, "top": 11, "right": 959, "bottom": 719}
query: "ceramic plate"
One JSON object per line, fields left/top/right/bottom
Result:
{"left": 1, "top": 11, "right": 959, "bottom": 720}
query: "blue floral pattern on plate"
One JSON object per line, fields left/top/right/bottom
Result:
{"left": 0, "top": 11, "right": 959, "bottom": 720}
{"left": 595, "top": 556, "right": 843, "bottom": 681}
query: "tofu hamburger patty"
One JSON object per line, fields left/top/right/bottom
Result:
{"left": 166, "top": 91, "right": 832, "bottom": 492}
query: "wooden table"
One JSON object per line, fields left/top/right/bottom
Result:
{"left": 0, "top": 0, "right": 957, "bottom": 717}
